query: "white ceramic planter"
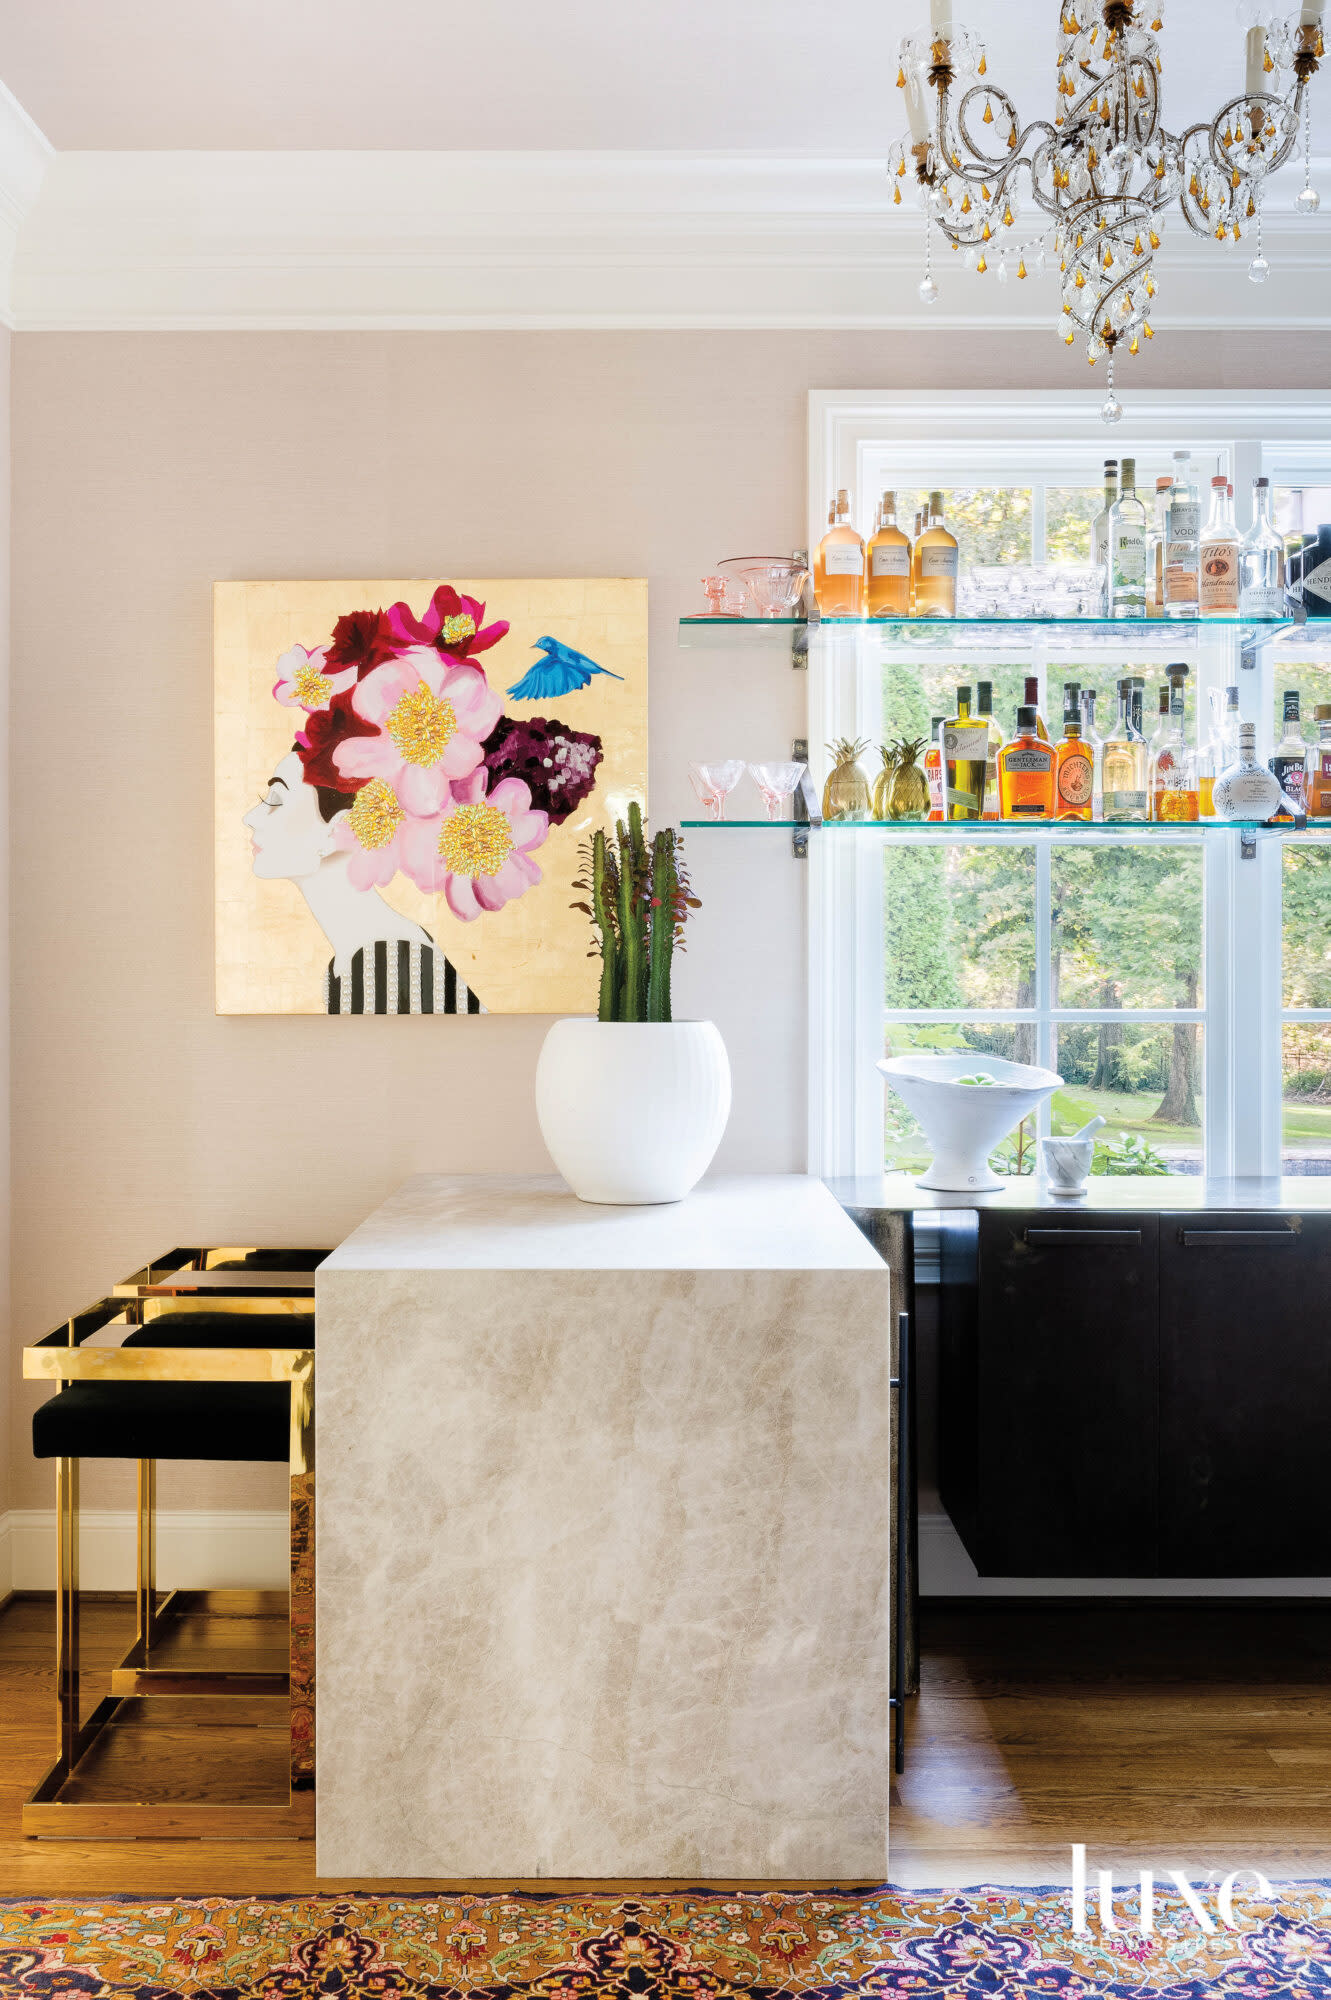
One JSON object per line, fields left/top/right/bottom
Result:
{"left": 536, "top": 1018, "right": 732, "bottom": 1205}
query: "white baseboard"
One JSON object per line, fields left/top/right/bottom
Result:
{"left": 0, "top": 1508, "right": 291, "bottom": 1593}
{"left": 920, "top": 1510, "right": 1331, "bottom": 1597}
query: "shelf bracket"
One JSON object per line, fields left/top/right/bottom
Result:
{"left": 1240, "top": 831, "right": 1257, "bottom": 861}
{"left": 795, "top": 585, "right": 817, "bottom": 671}
{"left": 793, "top": 736, "right": 818, "bottom": 860}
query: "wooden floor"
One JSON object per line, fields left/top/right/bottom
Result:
{"left": 0, "top": 1594, "right": 1326, "bottom": 1894}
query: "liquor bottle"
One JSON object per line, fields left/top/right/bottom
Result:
{"left": 865, "top": 490, "right": 912, "bottom": 617}
{"left": 1239, "top": 476, "right": 1286, "bottom": 617}
{"left": 997, "top": 706, "right": 1056, "bottom": 819}
{"left": 1149, "top": 681, "right": 1170, "bottom": 761}
{"left": 1308, "top": 704, "right": 1331, "bottom": 816}
{"left": 1129, "top": 675, "right": 1146, "bottom": 738}
{"left": 915, "top": 490, "right": 959, "bottom": 617}
{"left": 815, "top": 488, "right": 865, "bottom": 616}
{"left": 1101, "top": 676, "right": 1149, "bottom": 821}
{"left": 1023, "top": 673, "right": 1051, "bottom": 743}
{"left": 1270, "top": 689, "right": 1309, "bottom": 812}
{"left": 1151, "top": 663, "right": 1199, "bottom": 821}
{"left": 976, "top": 681, "right": 1004, "bottom": 820}
{"left": 1213, "top": 721, "right": 1297, "bottom": 822}
{"left": 1079, "top": 687, "right": 1104, "bottom": 819}
{"left": 1148, "top": 474, "right": 1173, "bottom": 617}
{"left": 1055, "top": 695, "right": 1095, "bottom": 821}
{"left": 1108, "top": 455, "right": 1148, "bottom": 618}
{"left": 944, "top": 685, "right": 989, "bottom": 820}
{"left": 1199, "top": 475, "right": 1240, "bottom": 616}
{"left": 1163, "top": 452, "right": 1201, "bottom": 618}
{"left": 1092, "top": 460, "right": 1118, "bottom": 580}
{"left": 924, "top": 716, "right": 946, "bottom": 820}
{"left": 811, "top": 499, "right": 834, "bottom": 606}
{"left": 1197, "top": 684, "right": 1240, "bottom": 817}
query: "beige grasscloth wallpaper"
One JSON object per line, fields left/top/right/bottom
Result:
{"left": 7, "top": 327, "right": 1327, "bottom": 1514}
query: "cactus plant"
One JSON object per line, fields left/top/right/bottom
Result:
{"left": 573, "top": 809, "right": 698, "bottom": 1024}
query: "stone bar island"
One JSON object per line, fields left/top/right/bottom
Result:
{"left": 315, "top": 1174, "right": 891, "bottom": 1881}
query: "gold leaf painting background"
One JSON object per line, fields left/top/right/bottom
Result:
{"left": 215, "top": 579, "right": 648, "bottom": 1015}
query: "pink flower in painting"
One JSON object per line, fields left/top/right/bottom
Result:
{"left": 272, "top": 644, "right": 357, "bottom": 713}
{"left": 337, "top": 647, "right": 503, "bottom": 816}
{"left": 328, "top": 777, "right": 415, "bottom": 890}
{"left": 399, "top": 773, "right": 548, "bottom": 918}
{"left": 384, "top": 584, "right": 509, "bottom": 662}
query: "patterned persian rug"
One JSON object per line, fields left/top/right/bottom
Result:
{"left": 1, "top": 1884, "right": 1330, "bottom": 2000}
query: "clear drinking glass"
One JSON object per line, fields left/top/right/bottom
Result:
{"left": 689, "top": 759, "right": 746, "bottom": 821}
{"left": 748, "top": 760, "right": 808, "bottom": 819}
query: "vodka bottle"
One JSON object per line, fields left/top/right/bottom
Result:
{"left": 1199, "top": 476, "right": 1240, "bottom": 616}
{"left": 1239, "top": 475, "right": 1286, "bottom": 617}
{"left": 1164, "top": 451, "right": 1200, "bottom": 618}
{"left": 1092, "top": 459, "right": 1118, "bottom": 582}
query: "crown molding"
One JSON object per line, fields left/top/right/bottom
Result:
{"left": 9, "top": 145, "right": 1331, "bottom": 332}
{"left": 0, "top": 80, "right": 52, "bottom": 328}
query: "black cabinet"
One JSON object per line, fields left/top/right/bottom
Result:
{"left": 938, "top": 1204, "right": 1331, "bottom": 1579}
{"left": 1159, "top": 1214, "right": 1331, "bottom": 1576}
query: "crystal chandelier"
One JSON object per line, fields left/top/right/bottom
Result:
{"left": 890, "top": 1, "right": 1325, "bottom": 420}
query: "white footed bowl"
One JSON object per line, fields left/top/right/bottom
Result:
{"left": 536, "top": 1018, "right": 732, "bottom": 1205}
{"left": 879, "top": 1050, "right": 1063, "bottom": 1192}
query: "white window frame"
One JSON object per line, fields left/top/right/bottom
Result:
{"left": 806, "top": 389, "right": 1331, "bottom": 1181}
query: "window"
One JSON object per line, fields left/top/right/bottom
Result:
{"left": 807, "top": 390, "right": 1331, "bottom": 1182}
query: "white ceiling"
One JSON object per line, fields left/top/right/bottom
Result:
{"left": 0, "top": 0, "right": 1273, "bottom": 153}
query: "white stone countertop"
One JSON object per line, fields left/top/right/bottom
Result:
{"left": 319, "top": 1172, "right": 885, "bottom": 1272}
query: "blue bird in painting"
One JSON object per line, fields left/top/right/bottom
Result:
{"left": 505, "top": 636, "right": 625, "bottom": 703}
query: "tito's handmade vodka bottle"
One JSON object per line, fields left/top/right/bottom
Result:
{"left": 1199, "top": 475, "right": 1240, "bottom": 616}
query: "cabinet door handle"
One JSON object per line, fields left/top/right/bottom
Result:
{"left": 1024, "top": 1228, "right": 1142, "bottom": 1247}
{"left": 1177, "top": 1228, "right": 1298, "bottom": 1247}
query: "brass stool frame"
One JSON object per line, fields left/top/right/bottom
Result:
{"left": 21, "top": 1249, "right": 321, "bottom": 1838}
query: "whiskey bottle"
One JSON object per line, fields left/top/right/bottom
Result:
{"left": 915, "top": 490, "right": 959, "bottom": 617}
{"left": 1213, "top": 721, "right": 1295, "bottom": 822}
{"left": 1308, "top": 704, "right": 1331, "bottom": 816}
{"left": 1164, "top": 451, "right": 1201, "bottom": 618}
{"left": 924, "top": 716, "right": 946, "bottom": 820}
{"left": 976, "top": 681, "right": 1004, "bottom": 820}
{"left": 1108, "top": 455, "right": 1148, "bottom": 618}
{"left": 1239, "top": 476, "right": 1286, "bottom": 617}
{"left": 1270, "top": 689, "right": 1309, "bottom": 812}
{"left": 815, "top": 488, "right": 865, "bottom": 616}
{"left": 1092, "top": 460, "right": 1117, "bottom": 581}
{"left": 1151, "top": 663, "right": 1199, "bottom": 821}
{"left": 1199, "top": 475, "right": 1240, "bottom": 616}
{"left": 1054, "top": 696, "right": 1095, "bottom": 821}
{"left": 1101, "top": 676, "right": 1149, "bottom": 821}
{"left": 998, "top": 706, "right": 1056, "bottom": 819}
{"left": 944, "top": 685, "right": 989, "bottom": 820}
{"left": 865, "top": 490, "right": 912, "bottom": 617}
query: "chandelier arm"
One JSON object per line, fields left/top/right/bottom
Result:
{"left": 1203, "top": 85, "right": 1304, "bottom": 180}
{"left": 953, "top": 82, "right": 1027, "bottom": 167}
{"left": 1176, "top": 122, "right": 1222, "bottom": 237}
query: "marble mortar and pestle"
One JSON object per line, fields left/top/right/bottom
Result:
{"left": 1037, "top": 1115, "right": 1105, "bottom": 1196}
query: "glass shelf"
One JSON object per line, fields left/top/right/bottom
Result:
{"left": 682, "top": 817, "right": 1327, "bottom": 836}
{"left": 678, "top": 613, "right": 1306, "bottom": 649}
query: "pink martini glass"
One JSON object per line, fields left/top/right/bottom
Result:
{"left": 689, "top": 759, "right": 746, "bottom": 821}
{"left": 748, "top": 760, "right": 808, "bottom": 820}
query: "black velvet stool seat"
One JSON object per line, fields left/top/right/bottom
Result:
{"left": 22, "top": 1260, "right": 324, "bottom": 1839}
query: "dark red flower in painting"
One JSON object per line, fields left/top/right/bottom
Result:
{"left": 295, "top": 689, "right": 379, "bottom": 796}
{"left": 325, "top": 607, "right": 398, "bottom": 677}
{"left": 385, "top": 584, "right": 509, "bottom": 660}
{"left": 482, "top": 714, "right": 603, "bottom": 823}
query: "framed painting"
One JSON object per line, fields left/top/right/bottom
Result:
{"left": 214, "top": 578, "right": 648, "bottom": 1015}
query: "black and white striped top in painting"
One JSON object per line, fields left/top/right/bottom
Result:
{"left": 324, "top": 941, "right": 484, "bottom": 1015}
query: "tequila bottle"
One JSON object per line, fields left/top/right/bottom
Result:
{"left": 1199, "top": 475, "right": 1240, "bottom": 616}
{"left": 915, "top": 491, "right": 959, "bottom": 617}
{"left": 815, "top": 488, "right": 865, "bottom": 616}
{"left": 1213, "top": 721, "right": 1294, "bottom": 822}
{"left": 1055, "top": 697, "right": 1095, "bottom": 821}
{"left": 865, "top": 490, "right": 912, "bottom": 617}
{"left": 1151, "top": 664, "right": 1199, "bottom": 821}
{"left": 1108, "top": 455, "right": 1148, "bottom": 618}
{"left": 1164, "top": 451, "right": 1200, "bottom": 617}
{"left": 944, "top": 685, "right": 989, "bottom": 820}
{"left": 998, "top": 706, "right": 1055, "bottom": 819}
{"left": 1101, "top": 676, "right": 1149, "bottom": 821}
{"left": 1270, "top": 689, "right": 1309, "bottom": 812}
{"left": 976, "top": 681, "right": 1004, "bottom": 820}
{"left": 1239, "top": 475, "right": 1286, "bottom": 617}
